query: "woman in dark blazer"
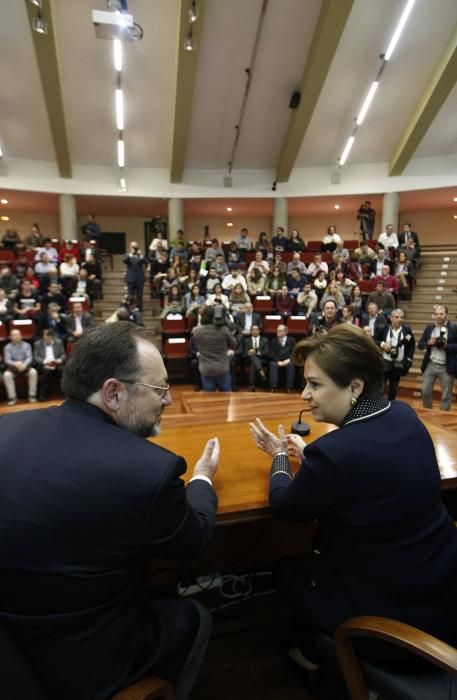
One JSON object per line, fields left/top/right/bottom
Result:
{"left": 250, "top": 325, "right": 457, "bottom": 672}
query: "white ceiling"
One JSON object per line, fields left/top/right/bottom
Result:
{"left": 0, "top": 0, "right": 457, "bottom": 196}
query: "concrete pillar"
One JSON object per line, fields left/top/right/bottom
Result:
{"left": 272, "top": 197, "right": 288, "bottom": 236}
{"left": 168, "top": 198, "right": 184, "bottom": 241}
{"left": 382, "top": 192, "right": 400, "bottom": 234}
{"left": 59, "top": 194, "right": 77, "bottom": 241}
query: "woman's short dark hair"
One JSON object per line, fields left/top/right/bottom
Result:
{"left": 292, "top": 325, "right": 384, "bottom": 396}
{"left": 61, "top": 322, "right": 148, "bottom": 400}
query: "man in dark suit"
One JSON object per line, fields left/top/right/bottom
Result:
{"left": 33, "top": 328, "right": 66, "bottom": 400}
{"left": 269, "top": 324, "right": 296, "bottom": 393}
{"left": 234, "top": 301, "right": 263, "bottom": 337}
{"left": 398, "top": 222, "right": 421, "bottom": 252}
{"left": 0, "top": 323, "right": 219, "bottom": 699}
{"left": 242, "top": 324, "right": 269, "bottom": 391}
{"left": 361, "top": 301, "right": 387, "bottom": 342}
{"left": 377, "top": 308, "right": 415, "bottom": 400}
{"left": 418, "top": 304, "right": 457, "bottom": 411}
{"left": 123, "top": 241, "right": 148, "bottom": 311}
{"left": 65, "top": 300, "right": 93, "bottom": 341}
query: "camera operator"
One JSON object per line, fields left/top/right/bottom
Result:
{"left": 309, "top": 299, "right": 342, "bottom": 336}
{"left": 378, "top": 308, "right": 415, "bottom": 400}
{"left": 193, "top": 305, "right": 237, "bottom": 392}
{"left": 419, "top": 305, "right": 457, "bottom": 411}
{"left": 123, "top": 241, "right": 148, "bottom": 311}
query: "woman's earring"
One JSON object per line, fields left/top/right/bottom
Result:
{"left": 351, "top": 396, "right": 357, "bottom": 407}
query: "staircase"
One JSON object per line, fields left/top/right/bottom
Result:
{"left": 399, "top": 245, "right": 457, "bottom": 399}
{"left": 92, "top": 255, "right": 162, "bottom": 343}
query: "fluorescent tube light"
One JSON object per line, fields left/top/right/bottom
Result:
{"left": 356, "top": 81, "right": 379, "bottom": 125}
{"left": 115, "top": 89, "right": 124, "bottom": 130}
{"left": 117, "top": 139, "right": 125, "bottom": 167}
{"left": 384, "top": 0, "right": 416, "bottom": 61}
{"left": 339, "top": 136, "right": 355, "bottom": 166}
{"left": 113, "top": 39, "right": 122, "bottom": 71}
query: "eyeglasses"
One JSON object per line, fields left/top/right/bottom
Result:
{"left": 119, "top": 379, "right": 170, "bottom": 399}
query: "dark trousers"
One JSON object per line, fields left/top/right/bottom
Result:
{"left": 127, "top": 282, "right": 144, "bottom": 311}
{"left": 384, "top": 361, "right": 403, "bottom": 400}
{"left": 269, "top": 361, "right": 295, "bottom": 389}
{"left": 248, "top": 355, "right": 267, "bottom": 386}
{"left": 38, "top": 366, "right": 63, "bottom": 399}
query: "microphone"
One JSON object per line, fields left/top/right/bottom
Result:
{"left": 291, "top": 409, "right": 310, "bottom": 437}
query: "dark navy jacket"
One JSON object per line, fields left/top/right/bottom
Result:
{"left": 418, "top": 321, "right": 457, "bottom": 376}
{"left": 269, "top": 400, "right": 457, "bottom": 642}
{"left": 0, "top": 400, "right": 217, "bottom": 699}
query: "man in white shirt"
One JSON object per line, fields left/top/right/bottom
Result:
{"left": 287, "top": 252, "right": 307, "bottom": 276}
{"left": 221, "top": 268, "right": 248, "bottom": 292}
{"left": 378, "top": 225, "right": 399, "bottom": 252}
{"left": 247, "top": 251, "right": 270, "bottom": 276}
{"left": 306, "top": 254, "right": 328, "bottom": 278}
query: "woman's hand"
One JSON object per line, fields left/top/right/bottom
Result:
{"left": 249, "top": 417, "right": 288, "bottom": 457}
{"left": 286, "top": 433, "right": 306, "bottom": 460}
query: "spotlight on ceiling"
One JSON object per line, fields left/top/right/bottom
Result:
{"left": 29, "top": 0, "right": 42, "bottom": 7}
{"left": 188, "top": 0, "right": 199, "bottom": 23}
{"left": 184, "top": 28, "right": 195, "bottom": 51}
{"left": 32, "top": 14, "right": 48, "bottom": 34}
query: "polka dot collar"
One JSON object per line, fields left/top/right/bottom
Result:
{"left": 342, "top": 394, "right": 390, "bottom": 427}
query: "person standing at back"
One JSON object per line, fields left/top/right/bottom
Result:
{"left": 123, "top": 241, "right": 148, "bottom": 311}
{"left": 419, "top": 304, "right": 457, "bottom": 411}
{"left": 0, "top": 323, "right": 220, "bottom": 700}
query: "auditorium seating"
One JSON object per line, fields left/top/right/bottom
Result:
{"left": 287, "top": 316, "right": 309, "bottom": 337}
{"left": 253, "top": 296, "right": 274, "bottom": 313}
{"left": 163, "top": 337, "right": 189, "bottom": 382}
{"left": 262, "top": 315, "right": 282, "bottom": 335}
{"left": 10, "top": 319, "right": 36, "bottom": 340}
{"left": 162, "top": 315, "right": 187, "bottom": 336}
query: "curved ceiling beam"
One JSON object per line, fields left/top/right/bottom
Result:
{"left": 170, "top": 0, "right": 206, "bottom": 183}
{"left": 275, "top": 0, "right": 354, "bottom": 184}
{"left": 389, "top": 22, "right": 457, "bottom": 176}
{"left": 25, "top": 0, "right": 72, "bottom": 179}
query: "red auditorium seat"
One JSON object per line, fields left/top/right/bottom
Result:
{"left": 10, "top": 319, "right": 36, "bottom": 340}
{"left": 287, "top": 316, "right": 309, "bottom": 336}
{"left": 262, "top": 315, "right": 282, "bottom": 335}
{"left": 162, "top": 315, "right": 187, "bottom": 336}
{"left": 253, "top": 296, "right": 274, "bottom": 313}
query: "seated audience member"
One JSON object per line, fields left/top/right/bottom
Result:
{"left": 40, "top": 302, "right": 68, "bottom": 341}
{"left": 13, "top": 251, "right": 29, "bottom": 280}
{"left": 205, "top": 283, "right": 230, "bottom": 310}
{"left": 1, "top": 228, "right": 21, "bottom": 248}
{"left": 159, "top": 268, "right": 180, "bottom": 299}
{"left": 226, "top": 241, "right": 242, "bottom": 269}
{"left": 306, "top": 253, "right": 328, "bottom": 279}
{"left": 394, "top": 251, "right": 414, "bottom": 298}
{"left": 371, "top": 264, "right": 399, "bottom": 295}
{"left": 265, "top": 266, "right": 285, "bottom": 297}
{"left": 361, "top": 301, "right": 387, "bottom": 341}
{"left": 193, "top": 305, "right": 237, "bottom": 392}
{"left": 275, "top": 285, "right": 295, "bottom": 318}
{"left": 2, "top": 329, "right": 38, "bottom": 405}
{"left": 181, "top": 268, "right": 200, "bottom": 296}
{"left": 24, "top": 223, "right": 44, "bottom": 249}
{"left": 203, "top": 267, "right": 221, "bottom": 295}
{"left": 59, "top": 254, "right": 80, "bottom": 295}
{"left": 160, "top": 285, "right": 185, "bottom": 319}
{"left": 286, "top": 269, "right": 306, "bottom": 297}
{"left": 321, "top": 225, "right": 342, "bottom": 253}
{"left": 350, "top": 285, "right": 364, "bottom": 319}
{"left": 229, "top": 283, "right": 250, "bottom": 315}
{"left": 204, "top": 239, "right": 224, "bottom": 264}
{"left": 272, "top": 227, "right": 289, "bottom": 252}
{"left": 250, "top": 325, "right": 457, "bottom": 677}
{"left": 272, "top": 252, "right": 287, "bottom": 276}
{"left": 234, "top": 302, "right": 262, "bottom": 337}
{"left": 404, "top": 238, "right": 421, "bottom": 272}
{"left": 310, "top": 299, "right": 341, "bottom": 335}
{"left": 335, "top": 269, "right": 356, "bottom": 303}
{"left": 23, "top": 265, "right": 40, "bottom": 289}
{"left": 74, "top": 268, "right": 96, "bottom": 304}
{"left": 236, "top": 228, "right": 253, "bottom": 251}
{"left": 246, "top": 267, "right": 266, "bottom": 296}
{"left": 0, "top": 265, "right": 18, "bottom": 298}
{"left": 213, "top": 254, "right": 229, "bottom": 278}
{"left": 35, "top": 252, "right": 56, "bottom": 293}
{"left": 0, "top": 288, "right": 13, "bottom": 323}
{"left": 355, "top": 241, "right": 376, "bottom": 264}
{"left": 269, "top": 324, "right": 296, "bottom": 393}
{"left": 287, "top": 252, "right": 307, "bottom": 276}
{"left": 378, "top": 224, "right": 399, "bottom": 256}
{"left": 184, "top": 284, "right": 206, "bottom": 318}
{"left": 320, "top": 280, "right": 345, "bottom": 312}
{"left": 369, "top": 248, "right": 391, "bottom": 278}
{"left": 59, "top": 240, "right": 81, "bottom": 263}
{"left": 170, "top": 229, "right": 187, "bottom": 250}
{"left": 377, "top": 308, "right": 415, "bottom": 400}
{"left": 347, "top": 252, "right": 364, "bottom": 281}
{"left": 341, "top": 304, "right": 360, "bottom": 326}
{"left": 148, "top": 230, "right": 168, "bottom": 257}
{"left": 243, "top": 324, "right": 269, "bottom": 391}
{"left": 367, "top": 281, "right": 396, "bottom": 317}
{"left": 34, "top": 238, "right": 59, "bottom": 265}
{"left": 222, "top": 268, "right": 248, "bottom": 293}
{"left": 150, "top": 250, "right": 169, "bottom": 282}
{"left": 41, "top": 281, "right": 68, "bottom": 313}
{"left": 13, "top": 279, "right": 41, "bottom": 320}
{"left": 33, "top": 329, "right": 66, "bottom": 400}
{"left": 296, "top": 282, "right": 318, "bottom": 318}
{"left": 287, "top": 229, "right": 306, "bottom": 253}
{"left": 332, "top": 242, "right": 349, "bottom": 263}
{"left": 171, "top": 254, "right": 189, "bottom": 280}
{"left": 255, "top": 232, "right": 272, "bottom": 256}
{"left": 313, "top": 269, "right": 328, "bottom": 301}
{"left": 247, "top": 251, "right": 270, "bottom": 276}
{"left": 80, "top": 253, "right": 103, "bottom": 299}
{"left": 66, "top": 301, "right": 93, "bottom": 342}
{"left": 399, "top": 222, "right": 421, "bottom": 253}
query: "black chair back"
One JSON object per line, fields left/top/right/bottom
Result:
{"left": 0, "top": 621, "right": 47, "bottom": 699}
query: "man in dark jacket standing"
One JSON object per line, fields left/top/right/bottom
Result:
{"left": 0, "top": 323, "right": 219, "bottom": 700}
{"left": 269, "top": 324, "right": 296, "bottom": 393}
{"left": 193, "top": 306, "right": 237, "bottom": 391}
{"left": 419, "top": 304, "right": 457, "bottom": 411}
{"left": 123, "top": 241, "right": 148, "bottom": 311}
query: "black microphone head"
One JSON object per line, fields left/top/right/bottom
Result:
{"left": 291, "top": 408, "right": 311, "bottom": 436}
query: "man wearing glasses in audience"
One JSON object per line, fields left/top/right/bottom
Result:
{"left": 0, "top": 323, "right": 219, "bottom": 700}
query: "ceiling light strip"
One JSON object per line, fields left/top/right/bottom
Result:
{"left": 336, "top": 0, "right": 416, "bottom": 170}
